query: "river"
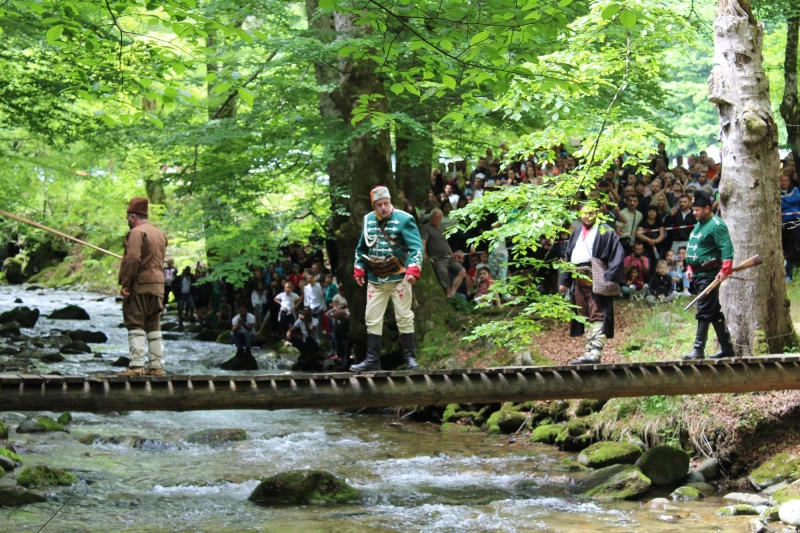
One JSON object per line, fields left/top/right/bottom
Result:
{"left": 0, "top": 286, "right": 752, "bottom": 532}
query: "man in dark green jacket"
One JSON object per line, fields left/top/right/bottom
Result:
{"left": 682, "top": 190, "right": 735, "bottom": 360}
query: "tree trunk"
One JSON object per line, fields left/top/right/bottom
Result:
{"left": 709, "top": 0, "right": 796, "bottom": 354}
{"left": 395, "top": 121, "right": 434, "bottom": 206}
{"left": 324, "top": 12, "right": 454, "bottom": 360}
{"left": 781, "top": 15, "right": 800, "bottom": 171}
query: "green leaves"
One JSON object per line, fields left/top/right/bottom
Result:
{"left": 237, "top": 87, "right": 255, "bottom": 106}
{"left": 214, "top": 82, "right": 233, "bottom": 94}
{"left": 619, "top": 10, "right": 637, "bottom": 28}
{"left": 442, "top": 74, "right": 456, "bottom": 90}
{"left": 601, "top": 4, "right": 621, "bottom": 19}
{"left": 45, "top": 25, "right": 64, "bottom": 44}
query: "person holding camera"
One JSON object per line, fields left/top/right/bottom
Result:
{"left": 231, "top": 304, "right": 256, "bottom": 358}
{"left": 286, "top": 306, "right": 321, "bottom": 370}
{"left": 352, "top": 186, "right": 424, "bottom": 372}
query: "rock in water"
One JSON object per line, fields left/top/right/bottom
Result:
{"left": 0, "top": 455, "right": 15, "bottom": 472}
{"left": 186, "top": 429, "right": 247, "bottom": 445}
{"left": 716, "top": 504, "right": 759, "bottom": 516}
{"left": 0, "top": 307, "right": 39, "bottom": 328}
{"left": 57, "top": 412, "right": 72, "bottom": 426}
{"left": 111, "top": 356, "right": 130, "bottom": 367}
{"left": 670, "top": 486, "right": 704, "bottom": 501}
{"left": 723, "top": 492, "right": 771, "bottom": 506}
{"left": 0, "top": 322, "right": 21, "bottom": 338}
{"left": 583, "top": 465, "right": 652, "bottom": 501}
{"left": 530, "top": 424, "right": 563, "bottom": 444}
{"left": 749, "top": 453, "right": 800, "bottom": 490}
{"left": 60, "top": 341, "right": 92, "bottom": 354}
{"left": 66, "top": 330, "right": 108, "bottom": 344}
{"left": 636, "top": 446, "right": 690, "bottom": 486}
{"left": 0, "top": 419, "right": 7, "bottom": 439}
{"left": 695, "top": 457, "right": 721, "bottom": 480}
{"left": 16, "top": 416, "right": 68, "bottom": 434}
{"left": 0, "top": 487, "right": 47, "bottom": 507}
{"left": 248, "top": 470, "right": 359, "bottom": 506}
{"left": 779, "top": 500, "right": 800, "bottom": 526}
{"left": 554, "top": 418, "right": 594, "bottom": 452}
{"left": 0, "top": 448, "right": 23, "bottom": 465}
{"left": 218, "top": 352, "right": 258, "bottom": 371}
{"left": 486, "top": 409, "right": 529, "bottom": 435}
{"left": 48, "top": 305, "right": 90, "bottom": 320}
{"left": 578, "top": 441, "right": 642, "bottom": 468}
{"left": 17, "top": 466, "right": 77, "bottom": 488}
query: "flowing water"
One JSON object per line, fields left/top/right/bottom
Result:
{"left": 0, "top": 286, "right": 753, "bottom": 532}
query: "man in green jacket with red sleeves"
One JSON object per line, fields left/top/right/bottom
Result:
{"left": 682, "top": 190, "right": 735, "bottom": 360}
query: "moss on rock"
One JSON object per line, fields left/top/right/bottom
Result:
{"left": 574, "top": 399, "right": 607, "bottom": 417}
{"left": 530, "top": 424, "right": 563, "bottom": 445}
{"left": 248, "top": 470, "right": 359, "bottom": 506}
{"left": 584, "top": 465, "right": 651, "bottom": 501}
{"left": 0, "top": 419, "right": 7, "bottom": 439}
{"left": 76, "top": 434, "right": 125, "bottom": 445}
{"left": 670, "top": 486, "right": 703, "bottom": 501}
{"left": 636, "top": 446, "right": 689, "bottom": 487}
{"left": 17, "top": 465, "right": 77, "bottom": 488}
{"left": 0, "top": 448, "right": 22, "bottom": 464}
{"left": 771, "top": 479, "right": 800, "bottom": 504}
{"left": 578, "top": 441, "right": 642, "bottom": 469}
{"left": 441, "top": 423, "right": 482, "bottom": 433}
{"left": 555, "top": 418, "right": 594, "bottom": 452}
{"left": 486, "top": 409, "right": 529, "bottom": 435}
{"left": 686, "top": 482, "right": 716, "bottom": 496}
{"left": 56, "top": 412, "right": 72, "bottom": 426}
{"left": 0, "top": 487, "right": 47, "bottom": 507}
{"left": 16, "top": 416, "right": 68, "bottom": 434}
{"left": 715, "top": 504, "right": 759, "bottom": 516}
{"left": 186, "top": 429, "right": 247, "bottom": 445}
{"left": 748, "top": 453, "right": 800, "bottom": 490}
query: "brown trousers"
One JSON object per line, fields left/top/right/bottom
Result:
{"left": 123, "top": 293, "right": 163, "bottom": 332}
{"left": 574, "top": 283, "right": 605, "bottom": 323}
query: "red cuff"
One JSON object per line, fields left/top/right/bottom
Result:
{"left": 354, "top": 267, "right": 365, "bottom": 278}
{"left": 406, "top": 265, "right": 421, "bottom": 279}
{"left": 721, "top": 260, "right": 733, "bottom": 275}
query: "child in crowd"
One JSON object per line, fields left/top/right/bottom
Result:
{"left": 646, "top": 260, "right": 677, "bottom": 305}
{"left": 622, "top": 266, "right": 648, "bottom": 299}
{"left": 274, "top": 281, "right": 300, "bottom": 337}
{"left": 473, "top": 267, "right": 502, "bottom": 307}
{"left": 324, "top": 273, "right": 338, "bottom": 308}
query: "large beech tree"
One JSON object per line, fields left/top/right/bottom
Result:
{"left": 710, "top": 0, "right": 796, "bottom": 353}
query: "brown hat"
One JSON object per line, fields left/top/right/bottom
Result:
{"left": 127, "top": 197, "right": 149, "bottom": 216}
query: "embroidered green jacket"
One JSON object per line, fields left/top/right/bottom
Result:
{"left": 686, "top": 215, "right": 734, "bottom": 278}
{"left": 354, "top": 209, "right": 424, "bottom": 284}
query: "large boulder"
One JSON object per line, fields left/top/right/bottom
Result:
{"left": 530, "top": 423, "right": 563, "bottom": 445}
{"left": 0, "top": 307, "right": 39, "bottom": 328}
{"left": 16, "top": 416, "right": 68, "bottom": 434}
{"left": 695, "top": 457, "right": 721, "bottom": 480}
{"left": 218, "top": 352, "right": 258, "bottom": 371}
{"left": 770, "top": 479, "right": 800, "bottom": 504}
{"left": 248, "top": 470, "right": 359, "bottom": 506}
{"left": 186, "top": 429, "right": 247, "bottom": 445}
{"left": 66, "top": 330, "right": 108, "bottom": 344}
{"left": 779, "top": 500, "right": 800, "bottom": 526}
{"left": 578, "top": 441, "right": 642, "bottom": 469}
{"left": 0, "top": 456, "right": 15, "bottom": 472}
{"left": 583, "top": 465, "right": 652, "bottom": 501}
{"left": 2, "top": 256, "right": 24, "bottom": 285}
{"left": 0, "top": 322, "right": 21, "bottom": 338}
{"left": 749, "top": 453, "right": 800, "bottom": 490}
{"left": 486, "top": 409, "right": 529, "bottom": 435}
{"left": 17, "top": 465, "right": 77, "bottom": 488}
{"left": 554, "top": 418, "right": 594, "bottom": 452}
{"left": 636, "top": 446, "right": 689, "bottom": 487}
{"left": 0, "top": 487, "right": 47, "bottom": 507}
{"left": 48, "top": 305, "right": 90, "bottom": 320}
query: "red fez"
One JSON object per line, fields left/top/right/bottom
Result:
{"left": 127, "top": 197, "right": 149, "bottom": 216}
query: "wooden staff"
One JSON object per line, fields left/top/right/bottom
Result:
{"left": 0, "top": 209, "right": 122, "bottom": 260}
{"left": 683, "top": 254, "right": 762, "bottom": 311}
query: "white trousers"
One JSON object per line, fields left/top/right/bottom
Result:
{"left": 365, "top": 280, "right": 415, "bottom": 335}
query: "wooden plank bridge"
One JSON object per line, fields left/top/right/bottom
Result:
{"left": 2, "top": 355, "right": 800, "bottom": 413}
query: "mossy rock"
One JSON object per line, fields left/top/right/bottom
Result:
{"left": 441, "top": 423, "right": 482, "bottom": 433}
{"left": 57, "top": 412, "right": 72, "bottom": 426}
{"left": 17, "top": 465, "right": 77, "bottom": 488}
{"left": 16, "top": 416, "right": 68, "bottom": 434}
{"left": 186, "top": 428, "right": 246, "bottom": 445}
{"left": 670, "top": 486, "right": 703, "bottom": 501}
{"left": 687, "top": 482, "right": 717, "bottom": 496}
{"left": 215, "top": 331, "right": 234, "bottom": 345}
{"left": 0, "top": 448, "right": 22, "bottom": 464}
{"left": 748, "top": 453, "right": 800, "bottom": 490}
{"left": 554, "top": 418, "right": 594, "bottom": 452}
{"left": 0, "top": 487, "right": 47, "bottom": 507}
{"left": 555, "top": 457, "right": 590, "bottom": 473}
{"left": 548, "top": 400, "right": 570, "bottom": 421}
{"left": 771, "top": 479, "right": 800, "bottom": 504}
{"left": 584, "top": 465, "right": 651, "bottom": 501}
{"left": 77, "top": 434, "right": 125, "bottom": 445}
{"left": 486, "top": 409, "right": 529, "bottom": 435}
{"left": 442, "top": 404, "right": 461, "bottom": 423}
{"left": 530, "top": 424, "right": 563, "bottom": 445}
{"left": 761, "top": 506, "right": 780, "bottom": 522}
{"left": 442, "top": 404, "right": 483, "bottom": 426}
{"left": 248, "top": 470, "right": 359, "bottom": 506}
{"left": 636, "top": 446, "right": 689, "bottom": 487}
{"left": 0, "top": 419, "right": 7, "bottom": 439}
{"left": 578, "top": 441, "right": 642, "bottom": 469}
{"left": 715, "top": 504, "right": 758, "bottom": 516}
{"left": 574, "top": 399, "right": 607, "bottom": 417}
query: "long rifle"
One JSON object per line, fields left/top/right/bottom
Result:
{"left": 0, "top": 209, "right": 123, "bottom": 260}
{"left": 683, "top": 254, "right": 762, "bottom": 311}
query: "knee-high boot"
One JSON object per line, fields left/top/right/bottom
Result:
{"left": 146, "top": 331, "right": 165, "bottom": 376}
{"left": 683, "top": 320, "right": 709, "bottom": 360}
{"left": 117, "top": 330, "right": 147, "bottom": 377}
{"left": 708, "top": 320, "right": 735, "bottom": 359}
{"left": 400, "top": 333, "right": 419, "bottom": 370}
{"left": 351, "top": 334, "right": 382, "bottom": 372}
{"left": 570, "top": 322, "right": 605, "bottom": 365}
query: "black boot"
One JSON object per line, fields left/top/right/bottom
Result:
{"left": 708, "top": 320, "right": 735, "bottom": 359}
{"left": 351, "top": 334, "right": 382, "bottom": 372}
{"left": 400, "top": 333, "right": 420, "bottom": 370}
{"left": 683, "top": 320, "right": 710, "bottom": 360}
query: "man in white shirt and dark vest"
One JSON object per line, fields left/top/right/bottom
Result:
{"left": 559, "top": 208, "right": 625, "bottom": 364}
{"left": 352, "top": 186, "right": 424, "bottom": 372}
{"left": 682, "top": 190, "right": 735, "bottom": 360}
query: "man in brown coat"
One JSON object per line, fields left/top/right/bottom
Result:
{"left": 117, "top": 197, "right": 168, "bottom": 377}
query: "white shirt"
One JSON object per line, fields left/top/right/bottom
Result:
{"left": 571, "top": 225, "right": 598, "bottom": 264}
{"left": 232, "top": 313, "right": 255, "bottom": 329}
{"left": 276, "top": 291, "right": 299, "bottom": 313}
{"left": 448, "top": 193, "right": 460, "bottom": 210}
{"left": 473, "top": 189, "right": 484, "bottom": 199}
{"left": 181, "top": 277, "right": 191, "bottom": 294}
{"left": 303, "top": 282, "right": 325, "bottom": 311}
